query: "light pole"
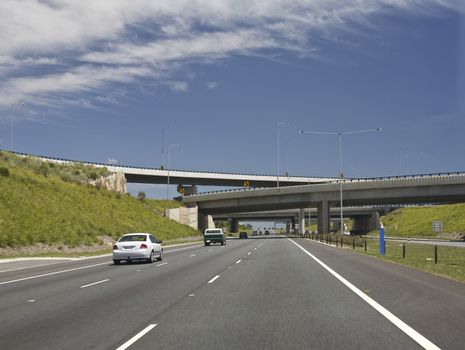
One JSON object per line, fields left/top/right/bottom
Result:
{"left": 300, "top": 128, "right": 381, "bottom": 235}
{"left": 161, "top": 126, "right": 171, "bottom": 169}
{"left": 277, "top": 122, "right": 289, "bottom": 188}
{"left": 166, "top": 143, "right": 182, "bottom": 200}
{"left": 10, "top": 102, "right": 25, "bottom": 151}
{"left": 284, "top": 137, "right": 292, "bottom": 177}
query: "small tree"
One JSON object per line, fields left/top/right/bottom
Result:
{"left": 138, "top": 191, "right": 146, "bottom": 202}
{"left": 0, "top": 167, "right": 10, "bottom": 177}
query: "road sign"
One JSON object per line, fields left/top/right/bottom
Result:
{"left": 432, "top": 221, "right": 443, "bottom": 233}
{"left": 243, "top": 180, "right": 250, "bottom": 188}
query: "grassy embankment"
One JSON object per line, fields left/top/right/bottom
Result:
{"left": 0, "top": 151, "right": 200, "bottom": 257}
{"left": 370, "top": 204, "right": 465, "bottom": 240}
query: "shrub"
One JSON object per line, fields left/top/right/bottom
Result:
{"left": 0, "top": 167, "right": 10, "bottom": 177}
{"left": 89, "top": 171, "right": 99, "bottom": 180}
{"left": 37, "top": 163, "right": 50, "bottom": 177}
{"left": 60, "top": 173, "right": 72, "bottom": 182}
{"left": 138, "top": 191, "right": 146, "bottom": 201}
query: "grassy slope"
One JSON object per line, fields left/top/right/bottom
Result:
{"left": 376, "top": 204, "right": 465, "bottom": 238}
{"left": 0, "top": 155, "right": 198, "bottom": 248}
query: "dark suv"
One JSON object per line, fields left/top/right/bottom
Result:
{"left": 239, "top": 232, "right": 248, "bottom": 239}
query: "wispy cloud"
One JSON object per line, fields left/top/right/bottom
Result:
{"left": 0, "top": 0, "right": 456, "bottom": 115}
{"left": 206, "top": 81, "right": 221, "bottom": 90}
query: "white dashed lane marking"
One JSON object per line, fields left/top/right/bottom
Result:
{"left": 80, "top": 279, "right": 109, "bottom": 289}
{"left": 208, "top": 275, "right": 220, "bottom": 284}
{"left": 115, "top": 324, "right": 157, "bottom": 350}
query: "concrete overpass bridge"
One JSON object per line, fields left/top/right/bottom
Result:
{"left": 10, "top": 151, "right": 336, "bottom": 190}
{"left": 183, "top": 173, "right": 465, "bottom": 233}
{"left": 212, "top": 207, "right": 386, "bottom": 234}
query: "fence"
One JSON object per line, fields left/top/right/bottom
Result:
{"left": 302, "top": 232, "right": 465, "bottom": 282}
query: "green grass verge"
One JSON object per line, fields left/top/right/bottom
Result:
{"left": 308, "top": 235, "right": 465, "bottom": 283}
{"left": 0, "top": 151, "right": 198, "bottom": 248}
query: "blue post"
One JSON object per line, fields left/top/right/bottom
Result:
{"left": 380, "top": 222, "right": 385, "bottom": 256}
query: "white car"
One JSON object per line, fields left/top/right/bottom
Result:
{"left": 113, "top": 233, "right": 163, "bottom": 265}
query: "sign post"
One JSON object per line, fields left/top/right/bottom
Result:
{"left": 380, "top": 222, "right": 385, "bottom": 256}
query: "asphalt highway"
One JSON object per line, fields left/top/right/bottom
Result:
{"left": 0, "top": 238, "right": 464, "bottom": 350}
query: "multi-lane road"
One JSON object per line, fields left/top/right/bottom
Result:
{"left": 0, "top": 237, "right": 464, "bottom": 350}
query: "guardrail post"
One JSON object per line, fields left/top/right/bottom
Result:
{"left": 434, "top": 245, "right": 438, "bottom": 264}
{"left": 364, "top": 240, "right": 367, "bottom": 252}
{"left": 403, "top": 244, "right": 406, "bottom": 258}
{"left": 341, "top": 237, "right": 343, "bottom": 248}
{"left": 329, "top": 235, "right": 332, "bottom": 245}
{"left": 352, "top": 237, "right": 355, "bottom": 250}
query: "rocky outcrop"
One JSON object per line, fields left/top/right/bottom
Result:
{"left": 90, "top": 172, "right": 127, "bottom": 193}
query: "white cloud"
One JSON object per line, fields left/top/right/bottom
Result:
{"left": 206, "top": 81, "right": 221, "bottom": 90}
{"left": 168, "top": 81, "right": 189, "bottom": 93}
{"left": 0, "top": 0, "right": 457, "bottom": 113}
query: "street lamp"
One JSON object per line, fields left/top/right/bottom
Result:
{"left": 161, "top": 126, "right": 171, "bottom": 169}
{"left": 166, "top": 143, "right": 182, "bottom": 200}
{"left": 10, "top": 101, "right": 25, "bottom": 151}
{"left": 277, "top": 122, "right": 289, "bottom": 188}
{"left": 299, "top": 128, "right": 382, "bottom": 235}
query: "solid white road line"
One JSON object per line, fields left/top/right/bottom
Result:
{"left": 288, "top": 239, "right": 440, "bottom": 350}
{"left": 0, "top": 263, "right": 58, "bottom": 274}
{"left": 208, "top": 275, "right": 220, "bottom": 284}
{"left": 0, "top": 262, "right": 109, "bottom": 286}
{"left": 236, "top": 260, "right": 242, "bottom": 264}
{"left": 80, "top": 279, "right": 109, "bottom": 289}
{"left": 115, "top": 324, "right": 157, "bottom": 350}
{"left": 155, "top": 262, "right": 167, "bottom": 267}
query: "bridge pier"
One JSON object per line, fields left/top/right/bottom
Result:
{"left": 291, "top": 218, "right": 296, "bottom": 234}
{"left": 299, "top": 208, "right": 305, "bottom": 235}
{"left": 228, "top": 218, "right": 239, "bottom": 234}
{"left": 317, "top": 200, "right": 330, "bottom": 234}
{"left": 198, "top": 212, "right": 215, "bottom": 233}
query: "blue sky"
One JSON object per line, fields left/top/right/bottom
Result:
{"left": 0, "top": 1, "right": 464, "bottom": 198}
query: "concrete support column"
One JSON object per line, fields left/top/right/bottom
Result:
{"left": 299, "top": 208, "right": 305, "bottom": 235}
{"left": 372, "top": 210, "right": 380, "bottom": 230}
{"left": 291, "top": 218, "right": 296, "bottom": 234}
{"left": 317, "top": 200, "right": 330, "bottom": 234}
{"left": 198, "top": 212, "right": 208, "bottom": 233}
{"left": 286, "top": 221, "right": 291, "bottom": 234}
{"left": 228, "top": 218, "right": 239, "bottom": 234}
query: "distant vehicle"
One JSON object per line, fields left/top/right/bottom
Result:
{"left": 239, "top": 232, "right": 248, "bottom": 239}
{"left": 113, "top": 233, "right": 163, "bottom": 265}
{"left": 204, "top": 228, "right": 226, "bottom": 246}
{"left": 264, "top": 230, "right": 270, "bottom": 235}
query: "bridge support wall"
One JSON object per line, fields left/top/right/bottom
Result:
{"left": 317, "top": 200, "right": 331, "bottom": 234}
{"left": 351, "top": 211, "right": 380, "bottom": 234}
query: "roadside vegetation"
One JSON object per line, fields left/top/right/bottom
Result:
{"left": 370, "top": 204, "right": 465, "bottom": 240}
{"left": 0, "top": 151, "right": 199, "bottom": 256}
{"left": 307, "top": 234, "right": 465, "bottom": 283}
